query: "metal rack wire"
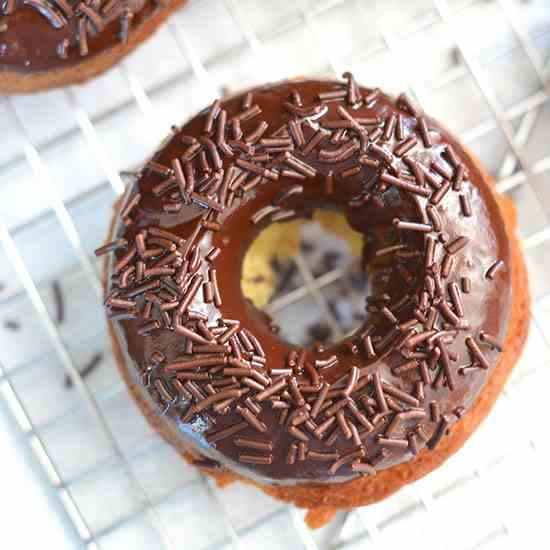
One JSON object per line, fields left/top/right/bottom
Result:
{"left": 1, "top": 0, "right": 549, "bottom": 548}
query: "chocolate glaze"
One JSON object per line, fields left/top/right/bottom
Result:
{"left": 103, "top": 78, "right": 511, "bottom": 485}
{"left": 0, "top": 0, "right": 161, "bottom": 72}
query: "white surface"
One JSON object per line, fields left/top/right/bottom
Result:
{"left": 0, "top": 397, "right": 79, "bottom": 550}
{"left": 0, "top": 0, "right": 550, "bottom": 549}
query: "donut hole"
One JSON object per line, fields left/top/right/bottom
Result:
{"left": 241, "top": 209, "right": 371, "bottom": 347}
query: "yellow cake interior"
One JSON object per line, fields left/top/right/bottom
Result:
{"left": 241, "top": 210, "right": 363, "bottom": 309}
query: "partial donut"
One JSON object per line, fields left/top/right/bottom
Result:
{"left": 98, "top": 75, "right": 529, "bottom": 526}
{"left": 0, "top": 0, "right": 187, "bottom": 94}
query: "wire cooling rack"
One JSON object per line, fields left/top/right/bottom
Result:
{"left": 1, "top": 0, "right": 550, "bottom": 548}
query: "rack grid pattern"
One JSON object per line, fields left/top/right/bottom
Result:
{"left": 1, "top": 0, "right": 550, "bottom": 548}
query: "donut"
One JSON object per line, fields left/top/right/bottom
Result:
{"left": 0, "top": 0, "right": 187, "bottom": 94}
{"left": 98, "top": 75, "right": 530, "bottom": 527}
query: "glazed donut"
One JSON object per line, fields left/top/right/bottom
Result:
{"left": 98, "top": 75, "right": 529, "bottom": 526}
{"left": 0, "top": 0, "right": 187, "bottom": 94}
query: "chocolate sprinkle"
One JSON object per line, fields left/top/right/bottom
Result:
{"left": 95, "top": 238, "right": 127, "bottom": 257}
{"left": 234, "top": 436, "right": 273, "bottom": 452}
{"left": 465, "top": 336, "right": 491, "bottom": 369}
{"left": 3, "top": 319, "right": 20, "bottom": 331}
{"left": 52, "top": 280, "right": 64, "bottom": 324}
{"left": 486, "top": 260, "right": 504, "bottom": 280}
{"left": 417, "top": 117, "right": 432, "bottom": 148}
{"left": 459, "top": 194, "right": 472, "bottom": 217}
{"left": 479, "top": 331, "right": 503, "bottom": 351}
{"left": 64, "top": 352, "right": 103, "bottom": 388}
{"left": 329, "top": 448, "right": 365, "bottom": 474}
{"left": 308, "top": 450, "right": 339, "bottom": 461}
{"left": 446, "top": 236, "right": 469, "bottom": 255}
{"left": 427, "top": 415, "right": 450, "bottom": 450}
